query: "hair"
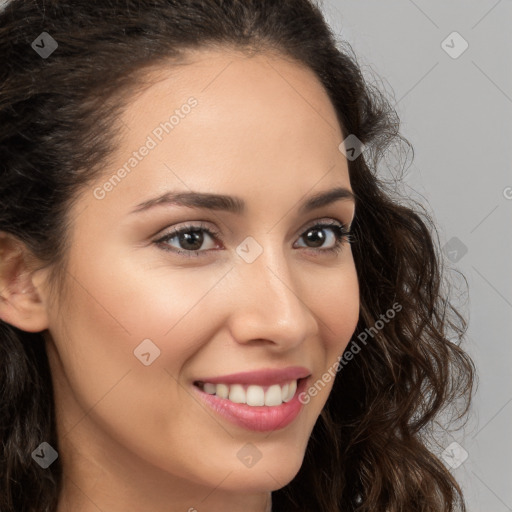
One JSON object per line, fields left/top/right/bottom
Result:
{"left": 0, "top": 1, "right": 476, "bottom": 511}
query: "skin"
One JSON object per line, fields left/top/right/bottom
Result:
{"left": 0, "top": 48, "right": 359, "bottom": 512}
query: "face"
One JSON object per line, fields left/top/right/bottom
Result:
{"left": 39, "top": 49, "right": 360, "bottom": 510}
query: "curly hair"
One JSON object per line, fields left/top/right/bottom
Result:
{"left": 0, "top": 1, "right": 476, "bottom": 511}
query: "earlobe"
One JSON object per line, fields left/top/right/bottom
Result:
{"left": 0, "top": 232, "right": 50, "bottom": 333}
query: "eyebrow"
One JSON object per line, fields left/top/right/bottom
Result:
{"left": 130, "top": 186, "right": 355, "bottom": 215}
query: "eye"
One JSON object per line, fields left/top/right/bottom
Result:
{"left": 154, "top": 219, "right": 354, "bottom": 258}
{"left": 154, "top": 222, "right": 220, "bottom": 257}
{"left": 294, "top": 220, "right": 353, "bottom": 255}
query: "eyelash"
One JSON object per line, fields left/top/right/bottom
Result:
{"left": 154, "top": 219, "right": 354, "bottom": 259}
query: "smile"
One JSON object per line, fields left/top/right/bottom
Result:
{"left": 192, "top": 377, "right": 310, "bottom": 432}
{"left": 194, "top": 379, "right": 298, "bottom": 407}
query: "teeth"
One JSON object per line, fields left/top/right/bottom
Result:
{"left": 228, "top": 384, "right": 246, "bottom": 404}
{"left": 264, "top": 384, "right": 282, "bottom": 406}
{"left": 203, "top": 383, "right": 216, "bottom": 394}
{"left": 281, "top": 383, "right": 289, "bottom": 401}
{"left": 216, "top": 383, "right": 229, "bottom": 399}
{"left": 246, "top": 385, "right": 265, "bottom": 406}
{"left": 283, "top": 379, "right": 297, "bottom": 402}
{"left": 199, "top": 380, "right": 299, "bottom": 406}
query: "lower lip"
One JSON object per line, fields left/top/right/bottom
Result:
{"left": 192, "top": 378, "right": 309, "bottom": 432}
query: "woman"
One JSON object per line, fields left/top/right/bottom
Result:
{"left": 0, "top": 1, "right": 476, "bottom": 511}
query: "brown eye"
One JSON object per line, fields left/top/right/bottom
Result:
{"left": 295, "top": 222, "right": 352, "bottom": 254}
{"left": 154, "top": 223, "right": 221, "bottom": 258}
{"left": 154, "top": 219, "right": 352, "bottom": 259}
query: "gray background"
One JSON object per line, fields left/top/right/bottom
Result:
{"left": 321, "top": 1, "right": 512, "bottom": 511}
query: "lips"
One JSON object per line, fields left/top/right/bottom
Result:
{"left": 195, "top": 379, "right": 299, "bottom": 406}
{"left": 193, "top": 366, "right": 311, "bottom": 387}
{"left": 191, "top": 366, "right": 312, "bottom": 431}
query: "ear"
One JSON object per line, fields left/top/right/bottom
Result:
{"left": 0, "top": 232, "right": 50, "bottom": 332}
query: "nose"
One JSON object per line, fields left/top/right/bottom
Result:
{"left": 227, "top": 244, "right": 319, "bottom": 352}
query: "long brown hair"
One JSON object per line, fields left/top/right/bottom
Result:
{"left": 0, "top": 1, "right": 476, "bottom": 510}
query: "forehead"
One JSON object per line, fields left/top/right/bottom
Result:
{"left": 128, "top": 47, "right": 340, "bottom": 125}
{"left": 88, "top": 48, "right": 350, "bottom": 215}
{"left": 122, "top": 47, "right": 344, "bottom": 153}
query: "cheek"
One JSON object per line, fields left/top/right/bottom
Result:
{"left": 46, "top": 249, "right": 234, "bottom": 440}
{"left": 300, "top": 262, "right": 359, "bottom": 410}
{"left": 59, "top": 246, "right": 228, "bottom": 357}
{"left": 308, "top": 259, "right": 360, "bottom": 351}
{"left": 56, "top": 236, "right": 360, "bottom": 361}
{"left": 45, "top": 242, "right": 360, "bottom": 486}
{"left": 56, "top": 245, "right": 360, "bottom": 384}
{"left": 47, "top": 254, "right": 237, "bottom": 479}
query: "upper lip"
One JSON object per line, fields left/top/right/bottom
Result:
{"left": 194, "top": 366, "right": 311, "bottom": 386}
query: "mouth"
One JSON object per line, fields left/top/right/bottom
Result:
{"left": 193, "top": 378, "right": 302, "bottom": 407}
{"left": 192, "top": 376, "right": 311, "bottom": 432}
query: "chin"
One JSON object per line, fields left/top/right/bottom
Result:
{"left": 220, "top": 450, "right": 305, "bottom": 492}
